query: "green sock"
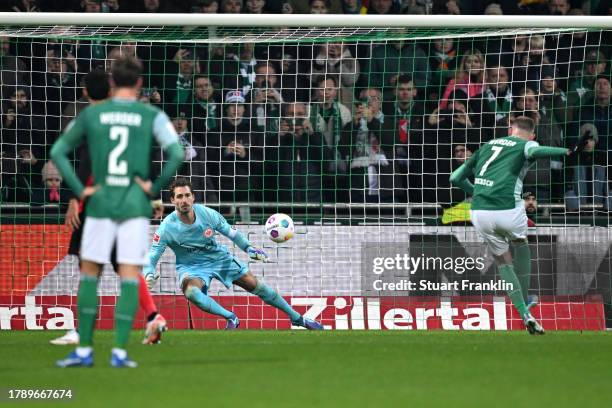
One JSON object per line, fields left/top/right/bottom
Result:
{"left": 77, "top": 274, "right": 99, "bottom": 347}
{"left": 513, "top": 242, "right": 531, "bottom": 303}
{"left": 498, "top": 264, "right": 528, "bottom": 318}
{"left": 114, "top": 278, "right": 139, "bottom": 348}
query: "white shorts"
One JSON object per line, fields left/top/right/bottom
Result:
{"left": 80, "top": 217, "right": 150, "bottom": 266}
{"left": 470, "top": 206, "right": 528, "bottom": 256}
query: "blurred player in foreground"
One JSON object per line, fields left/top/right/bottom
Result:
{"left": 144, "top": 177, "right": 324, "bottom": 330}
{"left": 50, "top": 68, "right": 168, "bottom": 347}
{"left": 450, "top": 116, "right": 569, "bottom": 335}
{"left": 51, "top": 56, "right": 184, "bottom": 367}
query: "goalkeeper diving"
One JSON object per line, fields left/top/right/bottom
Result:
{"left": 144, "top": 177, "right": 323, "bottom": 330}
{"left": 450, "top": 116, "right": 571, "bottom": 335}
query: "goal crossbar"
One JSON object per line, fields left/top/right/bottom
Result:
{"left": 1, "top": 13, "right": 612, "bottom": 28}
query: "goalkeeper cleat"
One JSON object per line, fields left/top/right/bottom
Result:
{"left": 50, "top": 330, "right": 80, "bottom": 345}
{"left": 523, "top": 313, "right": 545, "bottom": 335}
{"left": 293, "top": 316, "right": 324, "bottom": 330}
{"left": 142, "top": 314, "right": 168, "bottom": 345}
{"left": 526, "top": 295, "right": 539, "bottom": 311}
{"left": 225, "top": 315, "right": 240, "bottom": 330}
{"left": 110, "top": 351, "right": 138, "bottom": 368}
{"left": 56, "top": 350, "right": 94, "bottom": 368}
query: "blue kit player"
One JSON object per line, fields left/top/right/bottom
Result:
{"left": 143, "top": 177, "right": 323, "bottom": 330}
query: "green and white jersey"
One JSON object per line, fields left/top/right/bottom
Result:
{"left": 56, "top": 98, "right": 179, "bottom": 219}
{"left": 468, "top": 136, "right": 539, "bottom": 211}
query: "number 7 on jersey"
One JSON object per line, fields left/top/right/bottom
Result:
{"left": 478, "top": 145, "right": 503, "bottom": 176}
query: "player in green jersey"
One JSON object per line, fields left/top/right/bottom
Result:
{"left": 51, "top": 56, "right": 184, "bottom": 367}
{"left": 450, "top": 116, "right": 569, "bottom": 335}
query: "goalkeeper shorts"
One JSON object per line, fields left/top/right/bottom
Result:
{"left": 177, "top": 255, "right": 248, "bottom": 292}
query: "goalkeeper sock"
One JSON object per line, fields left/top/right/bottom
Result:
{"left": 513, "top": 242, "right": 532, "bottom": 303}
{"left": 114, "top": 278, "right": 139, "bottom": 348}
{"left": 137, "top": 274, "right": 158, "bottom": 317}
{"left": 252, "top": 282, "right": 301, "bottom": 322}
{"left": 77, "top": 274, "right": 99, "bottom": 347}
{"left": 498, "top": 264, "right": 529, "bottom": 317}
{"left": 185, "top": 286, "right": 235, "bottom": 319}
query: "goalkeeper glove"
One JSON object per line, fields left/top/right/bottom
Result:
{"left": 144, "top": 272, "right": 160, "bottom": 290}
{"left": 247, "top": 246, "right": 269, "bottom": 263}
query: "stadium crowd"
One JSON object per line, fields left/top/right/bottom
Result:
{"left": 1, "top": 0, "right": 611, "bottom": 214}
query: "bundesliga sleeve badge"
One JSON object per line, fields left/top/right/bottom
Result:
{"left": 204, "top": 228, "right": 214, "bottom": 238}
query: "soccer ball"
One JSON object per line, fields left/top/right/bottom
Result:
{"left": 265, "top": 213, "right": 294, "bottom": 243}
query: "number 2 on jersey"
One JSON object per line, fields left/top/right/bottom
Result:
{"left": 479, "top": 146, "right": 503, "bottom": 176}
{"left": 108, "top": 126, "right": 129, "bottom": 175}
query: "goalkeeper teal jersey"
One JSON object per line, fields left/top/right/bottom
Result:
{"left": 144, "top": 204, "right": 251, "bottom": 277}
{"left": 51, "top": 98, "right": 183, "bottom": 220}
{"left": 464, "top": 136, "right": 539, "bottom": 211}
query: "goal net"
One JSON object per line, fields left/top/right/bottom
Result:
{"left": 0, "top": 14, "right": 610, "bottom": 331}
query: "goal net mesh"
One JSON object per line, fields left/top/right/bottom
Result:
{"left": 0, "top": 22, "right": 610, "bottom": 331}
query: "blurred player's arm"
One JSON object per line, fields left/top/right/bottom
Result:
{"left": 151, "top": 199, "right": 164, "bottom": 220}
{"left": 65, "top": 198, "right": 81, "bottom": 230}
{"left": 208, "top": 207, "right": 268, "bottom": 262}
{"left": 150, "top": 111, "right": 184, "bottom": 196}
{"left": 148, "top": 149, "right": 165, "bottom": 220}
{"left": 66, "top": 146, "right": 92, "bottom": 230}
{"left": 449, "top": 149, "right": 479, "bottom": 195}
{"left": 143, "top": 223, "right": 169, "bottom": 289}
{"left": 50, "top": 116, "right": 88, "bottom": 198}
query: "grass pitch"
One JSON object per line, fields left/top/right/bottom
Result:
{"left": 0, "top": 330, "right": 610, "bottom": 408}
